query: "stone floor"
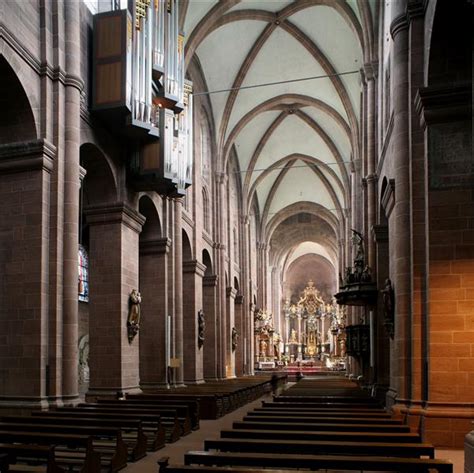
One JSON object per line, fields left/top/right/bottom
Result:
{"left": 122, "top": 392, "right": 465, "bottom": 473}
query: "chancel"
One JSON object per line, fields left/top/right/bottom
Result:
{"left": 0, "top": 0, "right": 472, "bottom": 471}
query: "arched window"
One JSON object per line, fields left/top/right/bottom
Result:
{"left": 78, "top": 244, "right": 89, "bottom": 302}
{"left": 203, "top": 187, "right": 210, "bottom": 233}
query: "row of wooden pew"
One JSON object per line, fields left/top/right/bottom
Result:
{"left": 0, "top": 375, "right": 284, "bottom": 472}
{"left": 159, "top": 376, "right": 454, "bottom": 473}
{"left": 127, "top": 374, "right": 288, "bottom": 419}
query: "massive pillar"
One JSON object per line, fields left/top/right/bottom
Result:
{"left": 0, "top": 141, "right": 55, "bottom": 406}
{"left": 139, "top": 238, "right": 171, "bottom": 389}
{"left": 182, "top": 260, "right": 206, "bottom": 384}
{"left": 86, "top": 204, "right": 144, "bottom": 397}
{"left": 226, "top": 287, "right": 237, "bottom": 377}
{"left": 203, "top": 275, "right": 219, "bottom": 380}
{"left": 234, "top": 294, "right": 244, "bottom": 376}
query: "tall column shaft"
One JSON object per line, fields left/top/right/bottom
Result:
{"left": 389, "top": 13, "right": 411, "bottom": 402}
{"left": 62, "top": 0, "right": 82, "bottom": 400}
{"left": 173, "top": 199, "right": 184, "bottom": 385}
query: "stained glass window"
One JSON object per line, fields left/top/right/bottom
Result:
{"left": 78, "top": 244, "right": 89, "bottom": 303}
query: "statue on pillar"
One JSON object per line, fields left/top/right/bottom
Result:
{"left": 127, "top": 289, "right": 141, "bottom": 343}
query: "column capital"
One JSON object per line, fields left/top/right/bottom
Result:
{"left": 215, "top": 171, "right": 228, "bottom": 185}
{"left": 362, "top": 62, "right": 379, "bottom": 82}
{"left": 390, "top": 14, "right": 409, "bottom": 39}
{"left": 85, "top": 203, "right": 146, "bottom": 233}
{"left": 365, "top": 173, "right": 378, "bottom": 184}
{"left": 257, "top": 242, "right": 267, "bottom": 251}
{"left": 406, "top": 0, "right": 427, "bottom": 21}
{"left": 139, "top": 237, "right": 172, "bottom": 255}
{"left": 226, "top": 287, "right": 238, "bottom": 299}
{"left": 213, "top": 242, "right": 226, "bottom": 250}
{"left": 183, "top": 260, "right": 206, "bottom": 277}
{"left": 235, "top": 294, "right": 244, "bottom": 305}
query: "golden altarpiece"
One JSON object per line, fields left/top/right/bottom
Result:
{"left": 283, "top": 281, "right": 347, "bottom": 366}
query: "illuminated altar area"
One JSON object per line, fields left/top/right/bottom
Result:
{"left": 282, "top": 280, "right": 346, "bottom": 369}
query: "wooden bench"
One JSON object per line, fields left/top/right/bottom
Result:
{"left": 220, "top": 427, "right": 421, "bottom": 443}
{"left": 0, "top": 429, "right": 127, "bottom": 472}
{"left": 41, "top": 409, "right": 165, "bottom": 450}
{"left": 178, "top": 452, "right": 454, "bottom": 473}
{"left": 0, "top": 444, "right": 66, "bottom": 473}
{"left": 121, "top": 398, "right": 200, "bottom": 430}
{"left": 252, "top": 408, "right": 393, "bottom": 417}
{"left": 245, "top": 413, "right": 403, "bottom": 424}
{"left": 233, "top": 420, "right": 411, "bottom": 432}
{"left": 203, "top": 437, "right": 435, "bottom": 458}
{"left": 72, "top": 405, "right": 181, "bottom": 442}
{"left": 95, "top": 399, "right": 195, "bottom": 433}
{"left": 0, "top": 438, "right": 101, "bottom": 473}
{"left": 1, "top": 416, "right": 147, "bottom": 460}
{"left": 261, "top": 400, "right": 388, "bottom": 410}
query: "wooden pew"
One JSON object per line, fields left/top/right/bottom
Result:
{"left": 0, "top": 429, "right": 126, "bottom": 472}
{"left": 95, "top": 399, "right": 194, "bottom": 433}
{"left": 247, "top": 410, "right": 392, "bottom": 424}
{"left": 0, "top": 445, "right": 66, "bottom": 473}
{"left": 121, "top": 398, "right": 200, "bottom": 430}
{"left": 261, "top": 400, "right": 388, "bottom": 410}
{"left": 0, "top": 438, "right": 101, "bottom": 473}
{"left": 232, "top": 420, "right": 411, "bottom": 433}
{"left": 73, "top": 405, "right": 182, "bottom": 442}
{"left": 203, "top": 438, "right": 435, "bottom": 458}
{"left": 178, "top": 452, "right": 454, "bottom": 473}
{"left": 40, "top": 409, "right": 166, "bottom": 450}
{"left": 1, "top": 416, "right": 147, "bottom": 460}
{"left": 220, "top": 428, "right": 421, "bottom": 443}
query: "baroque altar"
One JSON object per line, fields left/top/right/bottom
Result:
{"left": 283, "top": 281, "right": 346, "bottom": 367}
{"left": 254, "top": 309, "right": 279, "bottom": 369}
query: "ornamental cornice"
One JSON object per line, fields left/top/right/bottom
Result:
{"left": 0, "top": 139, "right": 56, "bottom": 175}
{"left": 85, "top": 203, "right": 146, "bottom": 233}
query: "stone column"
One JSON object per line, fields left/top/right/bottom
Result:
{"left": 239, "top": 215, "right": 251, "bottom": 375}
{"left": 389, "top": 4, "right": 411, "bottom": 405}
{"left": 173, "top": 198, "right": 184, "bottom": 386}
{"left": 0, "top": 140, "right": 55, "bottom": 406}
{"left": 183, "top": 260, "right": 206, "bottom": 384}
{"left": 62, "top": 0, "right": 83, "bottom": 402}
{"left": 203, "top": 275, "right": 219, "bottom": 380}
{"left": 215, "top": 171, "right": 228, "bottom": 379}
{"left": 86, "top": 204, "right": 144, "bottom": 397}
{"left": 139, "top": 238, "right": 171, "bottom": 389}
{"left": 234, "top": 294, "right": 244, "bottom": 376}
{"left": 226, "top": 287, "right": 237, "bottom": 377}
{"left": 364, "top": 62, "right": 378, "bottom": 272}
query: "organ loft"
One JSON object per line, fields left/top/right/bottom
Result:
{"left": 0, "top": 0, "right": 472, "bottom": 471}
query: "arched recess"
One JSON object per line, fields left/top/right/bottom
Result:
{"left": 78, "top": 144, "right": 119, "bottom": 394}
{"left": 0, "top": 56, "right": 37, "bottom": 144}
{"left": 202, "top": 249, "right": 220, "bottom": 380}
{"left": 138, "top": 195, "right": 168, "bottom": 389}
{"left": 81, "top": 143, "right": 145, "bottom": 395}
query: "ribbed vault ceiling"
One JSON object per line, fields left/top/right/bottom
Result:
{"left": 184, "top": 0, "right": 375, "bottom": 272}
